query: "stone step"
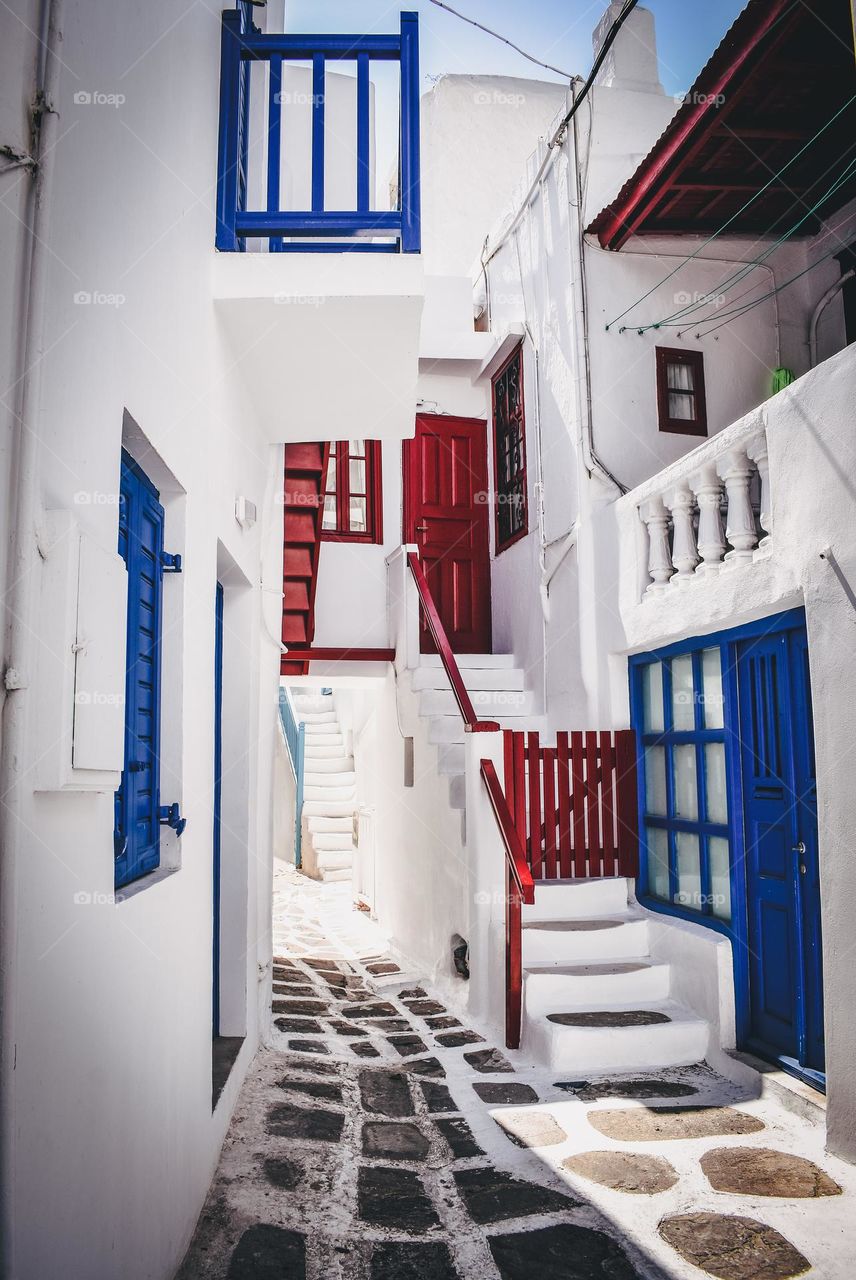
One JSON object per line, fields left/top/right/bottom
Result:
{"left": 302, "top": 799, "right": 355, "bottom": 818}
{"left": 306, "top": 733, "right": 345, "bottom": 748}
{"left": 304, "top": 783, "right": 357, "bottom": 802}
{"left": 303, "top": 721, "right": 342, "bottom": 736}
{"left": 315, "top": 849, "right": 355, "bottom": 872}
{"left": 420, "top": 653, "right": 517, "bottom": 669}
{"left": 523, "top": 1000, "right": 709, "bottom": 1074}
{"left": 303, "top": 755, "right": 354, "bottom": 773}
{"left": 438, "top": 743, "right": 465, "bottom": 776}
{"left": 523, "top": 958, "right": 671, "bottom": 1015}
{"left": 428, "top": 717, "right": 466, "bottom": 746}
{"left": 297, "top": 711, "right": 338, "bottom": 725}
{"left": 419, "top": 687, "right": 535, "bottom": 718}
{"left": 319, "top": 866, "right": 352, "bottom": 884}
{"left": 307, "top": 815, "right": 353, "bottom": 834}
{"left": 522, "top": 878, "right": 631, "bottom": 923}
{"left": 312, "top": 832, "right": 355, "bottom": 851}
{"left": 448, "top": 774, "right": 466, "bottom": 811}
{"left": 303, "top": 742, "right": 348, "bottom": 760}
{"left": 305, "top": 771, "right": 356, "bottom": 788}
{"left": 521, "top": 911, "right": 649, "bottom": 966}
{"left": 412, "top": 666, "right": 526, "bottom": 693}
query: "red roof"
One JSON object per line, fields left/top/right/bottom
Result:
{"left": 588, "top": 0, "right": 856, "bottom": 250}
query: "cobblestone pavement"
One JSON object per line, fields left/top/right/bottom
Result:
{"left": 178, "top": 869, "right": 856, "bottom": 1279}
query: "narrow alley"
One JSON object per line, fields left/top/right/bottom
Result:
{"left": 178, "top": 869, "right": 855, "bottom": 1280}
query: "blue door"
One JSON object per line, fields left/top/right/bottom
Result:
{"left": 115, "top": 453, "right": 165, "bottom": 889}
{"left": 737, "top": 623, "right": 824, "bottom": 1077}
{"left": 213, "top": 582, "right": 224, "bottom": 1037}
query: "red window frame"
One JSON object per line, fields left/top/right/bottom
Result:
{"left": 655, "top": 347, "right": 708, "bottom": 436}
{"left": 491, "top": 344, "right": 529, "bottom": 553}
{"left": 321, "top": 440, "right": 383, "bottom": 544}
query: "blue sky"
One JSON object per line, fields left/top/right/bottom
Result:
{"left": 284, "top": 1, "right": 748, "bottom": 96}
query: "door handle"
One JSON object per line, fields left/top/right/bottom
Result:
{"left": 792, "top": 841, "right": 807, "bottom": 855}
{"left": 415, "top": 524, "right": 429, "bottom": 534}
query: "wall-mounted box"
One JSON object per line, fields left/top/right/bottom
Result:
{"left": 35, "top": 512, "right": 127, "bottom": 791}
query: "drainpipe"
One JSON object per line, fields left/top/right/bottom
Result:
{"left": 0, "top": 0, "right": 64, "bottom": 1269}
{"left": 809, "top": 269, "right": 854, "bottom": 368}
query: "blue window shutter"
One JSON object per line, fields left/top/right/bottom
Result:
{"left": 115, "top": 451, "right": 166, "bottom": 889}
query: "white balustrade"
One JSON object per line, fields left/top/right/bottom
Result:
{"left": 637, "top": 426, "right": 769, "bottom": 597}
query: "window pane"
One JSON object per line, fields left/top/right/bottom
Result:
{"left": 349, "top": 496, "right": 367, "bottom": 532}
{"left": 705, "top": 743, "right": 728, "bottom": 825}
{"left": 646, "top": 826, "right": 670, "bottom": 900}
{"left": 644, "top": 746, "right": 667, "bottom": 816}
{"left": 672, "top": 745, "right": 698, "bottom": 819}
{"left": 325, "top": 453, "right": 337, "bottom": 491}
{"left": 709, "top": 837, "right": 732, "bottom": 922}
{"left": 349, "top": 458, "right": 366, "bottom": 494}
{"left": 666, "top": 361, "right": 694, "bottom": 392}
{"left": 668, "top": 391, "right": 696, "bottom": 420}
{"left": 642, "top": 663, "right": 665, "bottom": 733}
{"left": 350, "top": 439, "right": 366, "bottom": 457}
{"left": 702, "top": 648, "right": 725, "bottom": 728}
{"left": 674, "top": 832, "right": 701, "bottom": 910}
{"left": 671, "top": 655, "right": 695, "bottom": 729}
{"left": 322, "top": 495, "right": 337, "bottom": 529}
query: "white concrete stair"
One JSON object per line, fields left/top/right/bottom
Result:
{"left": 520, "top": 878, "right": 711, "bottom": 1075}
{"left": 289, "top": 691, "right": 356, "bottom": 885}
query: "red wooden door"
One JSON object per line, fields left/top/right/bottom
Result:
{"left": 403, "top": 415, "right": 492, "bottom": 654}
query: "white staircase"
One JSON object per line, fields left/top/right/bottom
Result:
{"left": 411, "top": 653, "right": 536, "bottom": 814}
{"left": 521, "top": 877, "right": 710, "bottom": 1074}
{"left": 292, "top": 692, "right": 356, "bottom": 885}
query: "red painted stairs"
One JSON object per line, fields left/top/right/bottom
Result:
{"left": 281, "top": 443, "right": 330, "bottom": 677}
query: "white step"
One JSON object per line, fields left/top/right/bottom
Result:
{"left": 319, "top": 867, "right": 352, "bottom": 884}
{"left": 302, "top": 799, "right": 355, "bottom": 818}
{"left": 420, "top": 653, "right": 517, "bottom": 669}
{"left": 304, "top": 784, "right": 357, "bottom": 802}
{"left": 312, "top": 832, "right": 354, "bottom": 851}
{"left": 420, "top": 687, "right": 535, "bottom": 717}
{"left": 306, "top": 733, "right": 344, "bottom": 748}
{"left": 303, "top": 743, "right": 348, "bottom": 760}
{"left": 448, "top": 774, "right": 466, "bottom": 810}
{"left": 292, "top": 696, "right": 334, "bottom": 713}
{"left": 523, "top": 878, "right": 630, "bottom": 924}
{"left": 428, "top": 717, "right": 466, "bottom": 746}
{"left": 297, "top": 711, "right": 338, "bottom": 725}
{"left": 305, "top": 771, "right": 356, "bottom": 788}
{"left": 438, "top": 743, "right": 465, "bottom": 776}
{"left": 523, "top": 1000, "right": 709, "bottom": 1074}
{"left": 412, "top": 666, "right": 526, "bottom": 693}
{"left": 315, "top": 849, "right": 355, "bottom": 872}
{"left": 303, "top": 755, "right": 354, "bottom": 773}
{"left": 307, "top": 815, "right": 353, "bottom": 834}
{"left": 523, "top": 958, "right": 671, "bottom": 1015}
{"left": 522, "top": 911, "right": 649, "bottom": 966}
{"left": 303, "top": 721, "right": 341, "bottom": 736}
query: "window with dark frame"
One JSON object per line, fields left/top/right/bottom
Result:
{"left": 655, "top": 347, "right": 708, "bottom": 436}
{"left": 491, "top": 345, "right": 528, "bottom": 551}
{"left": 321, "top": 439, "right": 383, "bottom": 543}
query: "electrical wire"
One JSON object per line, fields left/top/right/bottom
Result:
{"left": 625, "top": 152, "right": 856, "bottom": 333}
{"left": 427, "top": 0, "right": 574, "bottom": 80}
{"left": 605, "top": 92, "right": 856, "bottom": 331}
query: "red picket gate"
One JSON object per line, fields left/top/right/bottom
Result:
{"left": 502, "top": 729, "right": 639, "bottom": 881}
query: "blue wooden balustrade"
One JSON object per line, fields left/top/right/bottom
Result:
{"left": 216, "top": 7, "right": 421, "bottom": 253}
{"left": 278, "top": 687, "right": 306, "bottom": 869}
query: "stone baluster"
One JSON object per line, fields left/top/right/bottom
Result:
{"left": 747, "top": 430, "right": 771, "bottom": 546}
{"left": 640, "top": 497, "right": 674, "bottom": 592}
{"left": 718, "top": 447, "right": 759, "bottom": 564}
{"left": 690, "top": 463, "right": 727, "bottom": 573}
{"left": 666, "top": 483, "right": 699, "bottom": 581}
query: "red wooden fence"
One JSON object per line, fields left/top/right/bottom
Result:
{"left": 502, "top": 729, "right": 639, "bottom": 880}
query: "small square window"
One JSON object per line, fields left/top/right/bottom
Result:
{"left": 655, "top": 347, "right": 707, "bottom": 436}
{"left": 321, "top": 440, "right": 383, "bottom": 543}
{"left": 491, "top": 345, "right": 528, "bottom": 552}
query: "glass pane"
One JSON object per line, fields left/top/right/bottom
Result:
{"left": 709, "top": 837, "right": 732, "bottom": 921}
{"left": 349, "top": 458, "right": 366, "bottom": 494}
{"left": 667, "top": 361, "right": 693, "bottom": 392}
{"left": 668, "top": 391, "right": 696, "bottom": 420}
{"left": 644, "top": 747, "right": 667, "bottom": 816}
{"left": 646, "top": 826, "right": 670, "bottom": 900}
{"left": 705, "top": 743, "right": 728, "bottom": 825}
{"left": 674, "top": 832, "right": 701, "bottom": 911}
{"left": 702, "top": 648, "right": 725, "bottom": 728}
{"left": 642, "top": 663, "right": 664, "bottom": 733}
{"left": 349, "top": 496, "right": 367, "bottom": 532}
{"left": 671, "top": 655, "right": 695, "bottom": 730}
{"left": 325, "top": 454, "right": 337, "bottom": 491}
{"left": 322, "top": 495, "right": 337, "bottom": 530}
{"left": 673, "top": 745, "right": 698, "bottom": 819}
{"left": 350, "top": 439, "right": 366, "bottom": 457}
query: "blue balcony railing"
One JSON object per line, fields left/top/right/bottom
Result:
{"left": 216, "top": 5, "right": 421, "bottom": 254}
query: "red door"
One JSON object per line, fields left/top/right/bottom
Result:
{"left": 403, "top": 415, "right": 492, "bottom": 654}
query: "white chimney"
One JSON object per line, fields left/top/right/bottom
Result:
{"left": 593, "top": 3, "right": 664, "bottom": 95}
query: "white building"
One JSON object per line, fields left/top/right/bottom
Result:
{"left": 0, "top": 0, "right": 854, "bottom": 1276}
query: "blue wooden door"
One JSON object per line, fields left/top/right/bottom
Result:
{"left": 213, "top": 582, "right": 225, "bottom": 1037}
{"left": 115, "top": 453, "right": 165, "bottom": 889}
{"left": 738, "top": 624, "right": 823, "bottom": 1075}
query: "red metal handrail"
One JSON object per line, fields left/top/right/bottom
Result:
{"left": 480, "top": 758, "right": 535, "bottom": 1050}
{"left": 407, "top": 552, "right": 499, "bottom": 734}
